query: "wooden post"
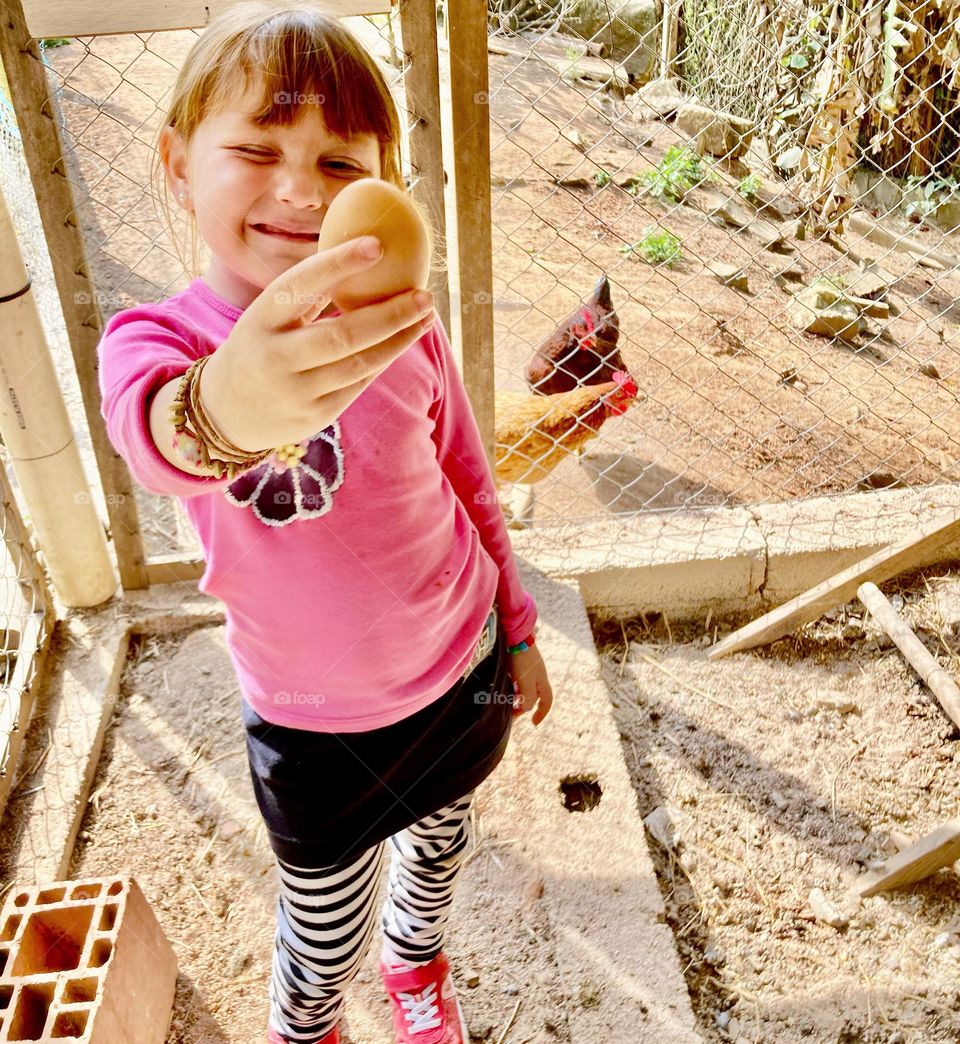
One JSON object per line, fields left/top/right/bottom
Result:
{"left": 445, "top": 0, "right": 496, "bottom": 465}
{"left": 857, "top": 581, "right": 960, "bottom": 731}
{"left": 0, "top": 0, "right": 149, "bottom": 589}
{"left": 399, "top": 0, "right": 451, "bottom": 338}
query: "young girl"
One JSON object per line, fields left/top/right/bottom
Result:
{"left": 96, "top": 4, "right": 553, "bottom": 1043}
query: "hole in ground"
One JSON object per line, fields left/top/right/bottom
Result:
{"left": 560, "top": 774, "right": 602, "bottom": 811}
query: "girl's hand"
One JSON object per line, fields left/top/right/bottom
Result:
{"left": 508, "top": 645, "right": 553, "bottom": 726}
{"left": 198, "top": 236, "right": 436, "bottom": 451}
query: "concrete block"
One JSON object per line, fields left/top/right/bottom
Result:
{"left": 0, "top": 877, "right": 176, "bottom": 1043}
{"left": 512, "top": 508, "right": 766, "bottom": 620}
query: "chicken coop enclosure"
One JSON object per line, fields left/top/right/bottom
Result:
{"left": 1, "top": 0, "right": 960, "bottom": 590}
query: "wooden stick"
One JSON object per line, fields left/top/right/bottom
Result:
{"left": 855, "top": 821, "right": 960, "bottom": 897}
{"left": 708, "top": 514, "right": 960, "bottom": 659}
{"left": 857, "top": 582, "right": 960, "bottom": 730}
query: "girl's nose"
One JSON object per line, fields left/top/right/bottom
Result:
{"left": 274, "top": 168, "right": 325, "bottom": 209}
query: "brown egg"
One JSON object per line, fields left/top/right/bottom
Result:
{"left": 316, "top": 178, "right": 431, "bottom": 311}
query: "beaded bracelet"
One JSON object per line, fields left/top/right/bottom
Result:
{"left": 507, "top": 632, "right": 536, "bottom": 655}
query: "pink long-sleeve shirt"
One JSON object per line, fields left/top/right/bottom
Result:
{"left": 97, "top": 277, "right": 537, "bottom": 732}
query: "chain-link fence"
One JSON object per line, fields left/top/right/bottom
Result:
{"left": 486, "top": 0, "right": 960, "bottom": 526}
{"left": 9, "top": 1, "right": 960, "bottom": 545}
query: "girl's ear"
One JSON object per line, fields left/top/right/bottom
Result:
{"left": 159, "top": 125, "right": 193, "bottom": 211}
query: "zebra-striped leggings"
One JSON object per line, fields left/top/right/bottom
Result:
{"left": 267, "top": 789, "right": 476, "bottom": 1043}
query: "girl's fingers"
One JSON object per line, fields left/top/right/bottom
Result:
{"left": 289, "top": 289, "right": 436, "bottom": 373}
{"left": 303, "top": 313, "right": 436, "bottom": 400}
{"left": 255, "top": 236, "right": 383, "bottom": 329}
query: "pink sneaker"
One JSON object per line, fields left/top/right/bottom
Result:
{"left": 379, "top": 951, "right": 468, "bottom": 1043}
{"left": 267, "top": 1025, "right": 340, "bottom": 1044}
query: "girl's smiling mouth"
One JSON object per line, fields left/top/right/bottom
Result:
{"left": 251, "top": 223, "right": 321, "bottom": 242}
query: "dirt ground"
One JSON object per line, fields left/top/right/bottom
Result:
{"left": 591, "top": 564, "right": 960, "bottom": 1044}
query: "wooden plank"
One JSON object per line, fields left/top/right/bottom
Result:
{"left": 145, "top": 553, "right": 205, "bottom": 586}
{"left": 22, "top": 0, "right": 392, "bottom": 39}
{"left": 446, "top": 0, "right": 496, "bottom": 464}
{"left": 399, "top": 0, "right": 450, "bottom": 338}
{"left": 857, "top": 581, "right": 960, "bottom": 731}
{"left": 708, "top": 513, "right": 960, "bottom": 659}
{"left": 855, "top": 821, "right": 960, "bottom": 896}
{"left": 0, "top": 0, "right": 149, "bottom": 589}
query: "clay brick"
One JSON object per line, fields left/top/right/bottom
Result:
{"left": 0, "top": 877, "right": 176, "bottom": 1043}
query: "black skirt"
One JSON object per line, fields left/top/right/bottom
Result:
{"left": 242, "top": 615, "right": 516, "bottom": 867}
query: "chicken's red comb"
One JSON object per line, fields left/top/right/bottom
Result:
{"left": 611, "top": 370, "right": 638, "bottom": 399}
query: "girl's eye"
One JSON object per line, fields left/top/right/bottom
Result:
{"left": 231, "top": 147, "right": 274, "bottom": 159}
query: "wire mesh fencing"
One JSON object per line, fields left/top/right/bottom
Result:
{"left": 485, "top": 0, "right": 960, "bottom": 527}
{"left": 9, "top": 0, "right": 960, "bottom": 556}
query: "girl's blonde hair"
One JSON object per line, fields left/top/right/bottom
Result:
{"left": 151, "top": 2, "right": 428, "bottom": 280}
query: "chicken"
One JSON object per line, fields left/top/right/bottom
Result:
{"left": 495, "top": 370, "right": 639, "bottom": 486}
{"left": 524, "top": 274, "right": 626, "bottom": 396}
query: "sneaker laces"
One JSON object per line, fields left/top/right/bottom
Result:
{"left": 397, "top": 981, "right": 442, "bottom": 1033}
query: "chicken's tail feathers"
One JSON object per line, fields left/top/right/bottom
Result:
{"left": 593, "top": 273, "right": 613, "bottom": 310}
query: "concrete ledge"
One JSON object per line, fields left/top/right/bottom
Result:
{"left": 511, "top": 484, "right": 960, "bottom": 621}
{"left": 491, "top": 568, "right": 703, "bottom": 1042}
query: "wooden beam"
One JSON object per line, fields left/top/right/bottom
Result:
{"left": 145, "top": 553, "right": 205, "bottom": 586}
{"left": 855, "top": 821, "right": 960, "bottom": 896}
{"left": 708, "top": 513, "right": 960, "bottom": 659}
{"left": 21, "top": 0, "right": 393, "bottom": 40}
{"left": 398, "top": 0, "right": 450, "bottom": 338}
{"left": 0, "top": 0, "right": 150, "bottom": 589}
{"left": 857, "top": 581, "right": 960, "bottom": 731}
{"left": 446, "top": 0, "right": 496, "bottom": 465}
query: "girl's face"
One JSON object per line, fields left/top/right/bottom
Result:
{"left": 161, "top": 86, "right": 382, "bottom": 310}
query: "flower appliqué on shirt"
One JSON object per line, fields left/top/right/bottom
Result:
{"left": 224, "top": 422, "right": 344, "bottom": 526}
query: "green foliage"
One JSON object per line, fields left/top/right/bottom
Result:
{"left": 594, "top": 168, "right": 612, "bottom": 188}
{"left": 39, "top": 38, "right": 72, "bottom": 49}
{"left": 619, "top": 226, "right": 684, "bottom": 267}
{"left": 633, "top": 146, "right": 713, "bottom": 204}
{"left": 737, "top": 173, "right": 762, "bottom": 201}
{"left": 901, "top": 174, "right": 960, "bottom": 224}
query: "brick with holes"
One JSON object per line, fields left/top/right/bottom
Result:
{"left": 0, "top": 876, "right": 176, "bottom": 1043}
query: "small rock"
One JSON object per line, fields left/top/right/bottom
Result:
{"left": 643, "top": 804, "right": 684, "bottom": 851}
{"left": 219, "top": 820, "right": 243, "bottom": 840}
{"left": 708, "top": 261, "right": 750, "bottom": 292}
{"left": 225, "top": 951, "right": 252, "bottom": 978}
{"left": 502, "top": 984, "right": 519, "bottom": 996}
{"left": 770, "top": 790, "right": 789, "bottom": 811}
{"left": 715, "top": 1010, "right": 731, "bottom": 1030}
{"left": 933, "top": 931, "right": 960, "bottom": 949}
{"left": 463, "top": 968, "right": 481, "bottom": 988}
{"left": 808, "top": 887, "right": 849, "bottom": 929}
